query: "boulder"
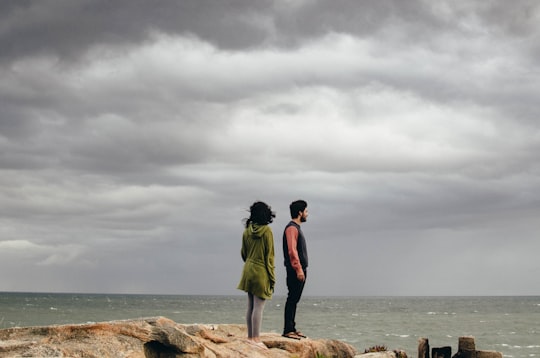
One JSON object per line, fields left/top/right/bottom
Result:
{"left": 355, "top": 351, "right": 407, "bottom": 358}
{"left": 0, "top": 317, "right": 358, "bottom": 358}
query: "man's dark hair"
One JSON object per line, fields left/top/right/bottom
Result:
{"left": 289, "top": 200, "right": 307, "bottom": 219}
{"left": 246, "top": 201, "right": 276, "bottom": 228}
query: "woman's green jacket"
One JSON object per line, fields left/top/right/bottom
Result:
{"left": 237, "top": 223, "right": 275, "bottom": 299}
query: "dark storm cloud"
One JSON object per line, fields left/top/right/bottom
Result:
{"left": 3, "top": 1, "right": 536, "bottom": 59}
{"left": 0, "top": 0, "right": 272, "bottom": 64}
{"left": 3, "top": 0, "right": 538, "bottom": 115}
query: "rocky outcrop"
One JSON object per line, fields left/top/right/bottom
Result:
{"left": 0, "top": 317, "right": 358, "bottom": 357}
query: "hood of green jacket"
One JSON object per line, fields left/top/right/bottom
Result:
{"left": 248, "top": 223, "right": 269, "bottom": 239}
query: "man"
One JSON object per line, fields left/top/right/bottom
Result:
{"left": 282, "top": 200, "right": 309, "bottom": 340}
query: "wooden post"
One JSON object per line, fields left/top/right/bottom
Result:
{"left": 432, "top": 346, "right": 451, "bottom": 358}
{"left": 456, "top": 336, "right": 476, "bottom": 358}
{"left": 418, "top": 338, "right": 430, "bottom": 358}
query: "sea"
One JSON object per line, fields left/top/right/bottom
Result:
{"left": 0, "top": 293, "right": 538, "bottom": 358}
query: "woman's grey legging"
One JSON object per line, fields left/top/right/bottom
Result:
{"left": 246, "top": 293, "right": 266, "bottom": 338}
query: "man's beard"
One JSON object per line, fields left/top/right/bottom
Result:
{"left": 300, "top": 216, "right": 307, "bottom": 223}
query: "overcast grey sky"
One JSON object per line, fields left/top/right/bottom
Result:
{"left": 1, "top": 0, "right": 539, "bottom": 296}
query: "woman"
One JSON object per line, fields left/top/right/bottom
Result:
{"left": 237, "top": 201, "right": 276, "bottom": 350}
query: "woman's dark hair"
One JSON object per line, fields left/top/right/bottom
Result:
{"left": 245, "top": 201, "right": 276, "bottom": 228}
{"left": 289, "top": 200, "right": 307, "bottom": 219}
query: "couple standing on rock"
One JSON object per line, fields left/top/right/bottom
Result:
{"left": 237, "top": 200, "right": 309, "bottom": 350}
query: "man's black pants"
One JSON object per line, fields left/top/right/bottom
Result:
{"left": 283, "top": 267, "right": 306, "bottom": 334}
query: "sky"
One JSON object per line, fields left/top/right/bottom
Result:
{"left": 1, "top": 0, "right": 539, "bottom": 297}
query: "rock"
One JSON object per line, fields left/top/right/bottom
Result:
{"left": 354, "top": 348, "right": 408, "bottom": 358}
{"left": 0, "top": 317, "right": 358, "bottom": 358}
{"left": 355, "top": 352, "right": 401, "bottom": 358}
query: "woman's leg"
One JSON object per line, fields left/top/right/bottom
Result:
{"left": 246, "top": 293, "right": 254, "bottom": 338}
{"left": 251, "top": 295, "right": 266, "bottom": 339}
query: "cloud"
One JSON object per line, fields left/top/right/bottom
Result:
{"left": 1, "top": 0, "right": 539, "bottom": 295}
{"left": 0, "top": 240, "right": 85, "bottom": 265}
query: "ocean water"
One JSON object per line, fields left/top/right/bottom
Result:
{"left": 1, "top": 293, "right": 538, "bottom": 357}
